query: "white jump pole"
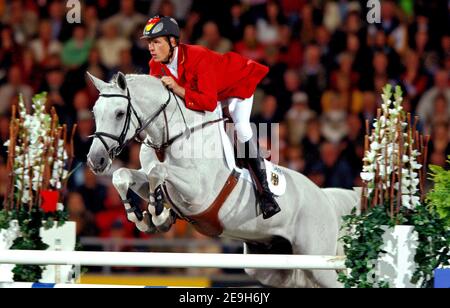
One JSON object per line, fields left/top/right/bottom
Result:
{"left": 0, "top": 282, "right": 164, "bottom": 288}
{"left": 0, "top": 250, "right": 346, "bottom": 270}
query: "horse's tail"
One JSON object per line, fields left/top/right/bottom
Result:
{"left": 351, "top": 187, "right": 362, "bottom": 215}
{"left": 322, "top": 187, "right": 361, "bottom": 219}
{"left": 321, "top": 187, "right": 361, "bottom": 256}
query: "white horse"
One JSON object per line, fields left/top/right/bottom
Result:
{"left": 86, "top": 72, "right": 360, "bottom": 287}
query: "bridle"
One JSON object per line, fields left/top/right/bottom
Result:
{"left": 91, "top": 87, "right": 172, "bottom": 159}
{"left": 91, "top": 85, "right": 224, "bottom": 161}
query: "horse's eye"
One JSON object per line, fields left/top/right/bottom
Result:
{"left": 116, "top": 111, "right": 125, "bottom": 120}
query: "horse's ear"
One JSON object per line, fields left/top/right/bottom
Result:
{"left": 86, "top": 71, "right": 108, "bottom": 92}
{"left": 115, "top": 72, "right": 127, "bottom": 92}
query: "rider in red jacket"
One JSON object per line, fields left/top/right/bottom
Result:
{"left": 142, "top": 16, "right": 280, "bottom": 219}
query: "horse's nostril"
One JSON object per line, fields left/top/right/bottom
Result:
{"left": 100, "top": 157, "right": 105, "bottom": 166}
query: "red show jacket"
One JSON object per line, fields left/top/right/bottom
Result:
{"left": 149, "top": 44, "right": 269, "bottom": 112}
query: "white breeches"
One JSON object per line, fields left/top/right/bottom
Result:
{"left": 222, "top": 95, "right": 254, "bottom": 143}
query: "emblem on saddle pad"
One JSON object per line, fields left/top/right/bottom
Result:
{"left": 265, "top": 163, "right": 286, "bottom": 196}
{"left": 271, "top": 172, "right": 279, "bottom": 186}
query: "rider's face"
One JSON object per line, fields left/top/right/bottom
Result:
{"left": 148, "top": 37, "right": 170, "bottom": 62}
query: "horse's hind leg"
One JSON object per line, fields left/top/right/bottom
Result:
{"left": 243, "top": 242, "right": 316, "bottom": 288}
{"left": 112, "top": 168, "right": 157, "bottom": 233}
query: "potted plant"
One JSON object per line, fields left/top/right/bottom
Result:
{"left": 0, "top": 93, "right": 77, "bottom": 283}
{"left": 338, "top": 85, "right": 450, "bottom": 288}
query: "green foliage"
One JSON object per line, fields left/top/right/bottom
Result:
{"left": 10, "top": 208, "right": 49, "bottom": 282}
{"left": 42, "top": 211, "right": 68, "bottom": 230}
{"left": 427, "top": 157, "right": 450, "bottom": 225}
{"left": 0, "top": 209, "right": 11, "bottom": 230}
{"left": 12, "top": 265, "right": 44, "bottom": 282}
{"left": 411, "top": 204, "right": 450, "bottom": 287}
{"left": 338, "top": 205, "right": 395, "bottom": 288}
{"left": 1, "top": 92, "right": 73, "bottom": 282}
{"left": 339, "top": 204, "right": 450, "bottom": 288}
{"left": 1, "top": 207, "right": 69, "bottom": 281}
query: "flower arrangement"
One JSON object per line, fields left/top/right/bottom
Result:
{"left": 339, "top": 85, "right": 450, "bottom": 288}
{"left": 360, "top": 85, "right": 426, "bottom": 213}
{"left": 0, "top": 92, "right": 76, "bottom": 281}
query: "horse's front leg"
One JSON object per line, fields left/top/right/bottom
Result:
{"left": 147, "top": 162, "right": 205, "bottom": 232}
{"left": 149, "top": 163, "right": 204, "bottom": 205}
{"left": 112, "top": 167, "right": 158, "bottom": 233}
{"left": 147, "top": 186, "right": 177, "bottom": 233}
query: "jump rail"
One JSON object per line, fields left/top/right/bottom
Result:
{"left": 0, "top": 250, "right": 346, "bottom": 270}
{"left": 0, "top": 282, "right": 178, "bottom": 288}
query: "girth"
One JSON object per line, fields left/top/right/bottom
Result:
{"left": 163, "top": 169, "right": 240, "bottom": 237}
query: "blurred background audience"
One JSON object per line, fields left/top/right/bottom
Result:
{"left": 0, "top": 1, "right": 448, "bottom": 258}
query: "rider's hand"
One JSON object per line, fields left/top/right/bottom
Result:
{"left": 161, "top": 76, "right": 178, "bottom": 90}
{"left": 161, "top": 76, "right": 186, "bottom": 98}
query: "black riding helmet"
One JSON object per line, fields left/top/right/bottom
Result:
{"left": 141, "top": 16, "right": 180, "bottom": 40}
{"left": 142, "top": 16, "right": 180, "bottom": 64}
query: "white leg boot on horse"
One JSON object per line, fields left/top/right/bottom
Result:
{"left": 148, "top": 184, "right": 177, "bottom": 232}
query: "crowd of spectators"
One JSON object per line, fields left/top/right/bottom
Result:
{"left": 0, "top": 0, "right": 448, "bottom": 246}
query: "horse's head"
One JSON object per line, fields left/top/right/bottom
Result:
{"left": 86, "top": 71, "right": 140, "bottom": 174}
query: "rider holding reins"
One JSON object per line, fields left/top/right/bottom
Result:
{"left": 141, "top": 16, "right": 280, "bottom": 219}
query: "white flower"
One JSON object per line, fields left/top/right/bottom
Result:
{"left": 402, "top": 155, "right": 409, "bottom": 163}
{"left": 411, "top": 178, "right": 419, "bottom": 187}
{"left": 370, "top": 142, "right": 381, "bottom": 151}
{"left": 361, "top": 172, "right": 375, "bottom": 182}
{"left": 362, "top": 164, "right": 375, "bottom": 173}
{"left": 390, "top": 108, "right": 399, "bottom": 116}
{"left": 402, "top": 168, "right": 410, "bottom": 176}
{"left": 402, "top": 178, "right": 411, "bottom": 187}
{"left": 364, "top": 151, "right": 376, "bottom": 163}
{"left": 401, "top": 192, "right": 420, "bottom": 210}
{"left": 402, "top": 195, "right": 411, "bottom": 207}
{"left": 22, "top": 190, "right": 30, "bottom": 203}
{"left": 411, "top": 161, "right": 422, "bottom": 170}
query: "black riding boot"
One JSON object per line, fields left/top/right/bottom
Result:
{"left": 243, "top": 140, "right": 281, "bottom": 219}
